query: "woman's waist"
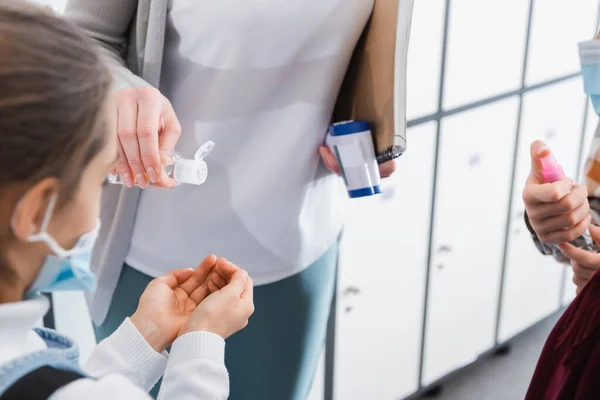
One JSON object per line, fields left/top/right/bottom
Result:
{"left": 126, "top": 216, "right": 343, "bottom": 282}
{"left": 129, "top": 176, "right": 346, "bottom": 274}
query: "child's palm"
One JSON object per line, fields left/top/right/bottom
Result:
{"left": 131, "top": 255, "right": 240, "bottom": 352}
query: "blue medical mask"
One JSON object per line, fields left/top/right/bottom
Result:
{"left": 580, "top": 40, "right": 600, "bottom": 115}
{"left": 13, "top": 194, "right": 101, "bottom": 296}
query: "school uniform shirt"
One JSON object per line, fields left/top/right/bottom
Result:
{"left": 0, "top": 296, "right": 228, "bottom": 399}
{"left": 125, "top": 0, "right": 373, "bottom": 282}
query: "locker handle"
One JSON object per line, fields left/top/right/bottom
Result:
{"left": 436, "top": 245, "right": 452, "bottom": 254}
{"left": 343, "top": 286, "right": 361, "bottom": 297}
{"left": 469, "top": 154, "right": 481, "bottom": 167}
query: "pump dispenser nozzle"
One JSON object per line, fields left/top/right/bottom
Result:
{"left": 540, "top": 155, "right": 565, "bottom": 183}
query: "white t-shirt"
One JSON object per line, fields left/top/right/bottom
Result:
{"left": 126, "top": 0, "right": 373, "bottom": 284}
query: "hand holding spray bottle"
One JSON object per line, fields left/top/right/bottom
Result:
{"left": 540, "top": 154, "right": 599, "bottom": 251}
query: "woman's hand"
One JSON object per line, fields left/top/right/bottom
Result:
{"left": 523, "top": 141, "right": 590, "bottom": 244}
{"left": 558, "top": 225, "right": 600, "bottom": 294}
{"left": 319, "top": 146, "right": 396, "bottom": 178}
{"left": 115, "top": 87, "right": 182, "bottom": 188}
{"left": 181, "top": 269, "right": 255, "bottom": 340}
{"left": 130, "top": 255, "right": 239, "bottom": 352}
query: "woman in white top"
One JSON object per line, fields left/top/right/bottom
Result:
{"left": 65, "top": 0, "right": 396, "bottom": 398}
{"left": 0, "top": 3, "right": 253, "bottom": 399}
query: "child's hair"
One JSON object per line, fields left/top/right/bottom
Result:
{"left": 0, "top": 1, "right": 112, "bottom": 203}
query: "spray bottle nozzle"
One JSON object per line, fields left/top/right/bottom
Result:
{"left": 540, "top": 155, "right": 565, "bottom": 183}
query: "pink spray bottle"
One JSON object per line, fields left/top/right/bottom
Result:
{"left": 540, "top": 154, "right": 598, "bottom": 251}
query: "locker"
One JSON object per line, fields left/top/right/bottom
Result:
{"left": 406, "top": 0, "right": 445, "bottom": 121}
{"left": 422, "top": 98, "right": 519, "bottom": 385}
{"left": 526, "top": 0, "right": 599, "bottom": 85}
{"left": 334, "top": 123, "right": 436, "bottom": 400}
{"left": 443, "top": 0, "right": 528, "bottom": 109}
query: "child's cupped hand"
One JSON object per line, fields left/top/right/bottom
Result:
{"left": 129, "top": 255, "right": 248, "bottom": 352}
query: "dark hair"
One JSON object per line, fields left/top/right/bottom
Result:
{"left": 0, "top": 1, "right": 112, "bottom": 202}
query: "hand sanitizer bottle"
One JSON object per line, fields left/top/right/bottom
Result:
{"left": 108, "top": 141, "right": 215, "bottom": 188}
{"left": 541, "top": 154, "right": 599, "bottom": 251}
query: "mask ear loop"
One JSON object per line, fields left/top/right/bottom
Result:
{"left": 37, "top": 193, "right": 57, "bottom": 234}
{"left": 17, "top": 193, "right": 100, "bottom": 259}
{"left": 26, "top": 194, "right": 71, "bottom": 258}
{"left": 10, "top": 192, "right": 56, "bottom": 239}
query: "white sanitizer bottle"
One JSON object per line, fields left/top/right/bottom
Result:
{"left": 108, "top": 141, "right": 215, "bottom": 187}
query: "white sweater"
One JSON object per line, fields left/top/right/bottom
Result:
{"left": 0, "top": 297, "right": 228, "bottom": 399}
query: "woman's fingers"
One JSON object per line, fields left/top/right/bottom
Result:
{"left": 378, "top": 160, "right": 396, "bottom": 178}
{"left": 116, "top": 139, "right": 133, "bottom": 187}
{"left": 533, "top": 201, "right": 590, "bottom": 236}
{"left": 526, "top": 184, "right": 588, "bottom": 220}
{"left": 158, "top": 97, "right": 182, "bottom": 153}
{"left": 523, "top": 178, "right": 574, "bottom": 204}
{"left": 136, "top": 87, "right": 163, "bottom": 183}
{"left": 558, "top": 235, "right": 600, "bottom": 267}
{"left": 320, "top": 146, "right": 397, "bottom": 178}
{"left": 115, "top": 87, "right": 182, "bottom": 188}
{"left": 117, "top": 88, "right": 146, "bottom": 187}
{"left": 572, "top": 262, "right": 597, "bottom": 281}
{"left": 588, "top": 224, "right": 600, "bottom": 243}
{"left": 540, "top": 214, "right": 591, "bottom": 244}
{"left": 319, "top": 146, "right": 341, "bottom": 174}
{"left": 573, "top": 273, "right": 589, "bottom": 290}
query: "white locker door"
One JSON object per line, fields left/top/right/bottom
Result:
{"left": 422, "top": 98, "right": 519, "bottom": 385}
{"left": 334, "top": 122, "right": 436, "bottom": 400}
{"left": 406, "top": 0, "right": 445, "bottom": 120}
{"left": 442, "top": 0, "right": 528, "bottom": 109}
{"left": 499, "top": 80, "right": 586, "bottom": 342}
{"left": 525, "top": 0, "right": 599, "bottom": 85}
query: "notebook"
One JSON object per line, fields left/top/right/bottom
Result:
{"left": 333, "top": 0, "right": 414, "bottom": 163}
